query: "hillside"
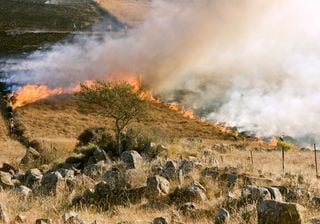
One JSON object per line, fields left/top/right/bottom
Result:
{"left": 0, "top": 0, "right": 102, "bottom": 55}
{"left": 14, "top": 94, "right": 238, "bottom": 157}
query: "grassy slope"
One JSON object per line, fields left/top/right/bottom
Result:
{"left": 15, "top": 95, "right": 238, "bottom": 155}
{"left": 97, "top": 0, "right": 151, "bottom": 26}
{"left": 0, "top": 0, "right": 101, "bottom": 55}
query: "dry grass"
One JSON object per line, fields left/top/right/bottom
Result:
{"left": 97, "top": 0, "right": 151, "bottom": 26}
{"left": 15, "top": 94, "right": 235, "bottom": 155}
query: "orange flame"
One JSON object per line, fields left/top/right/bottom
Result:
{"left": 12, "top": 84, "right": 64, "bottom": 108}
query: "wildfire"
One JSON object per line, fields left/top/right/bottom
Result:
{"left": 10, "top": 75, "right": 195, "bottom": 120}
{"left": 11, "top": 84, "right": 65, "bottom": 108}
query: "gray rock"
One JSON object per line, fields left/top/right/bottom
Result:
{"left": 40, "top": 172, "right": 63, "bottom": 195}
{"left": 102, "top": 170, "right": 126, "bottom": 190}
{"left": 35, "top": 219, "right": 53, "bottom": 224}
{"left": 185, "top": 181, "right": 207, "bottom": 202}
{"left": 16, "top": 185, "right": 32, "bottom": 198}
{"left": 153, "top": 217, "right": 169, "bottom": 224}
{"left": 146, "top": 175, "right": 170, "bottom": 199}
{"left": 177, "top": 202, "right": 197, "bottom": 215}
{"left": 57, "top": 169, "right": 75, "bottom": 180}
{"left": 266, "top": 187, "right": 283, "bottom": 201}
{"left": 62, "top": 211, "right": 85, "bottom": 224}
{"left": 25, "top": 168, "right": 42, "bottom": 189}
{"left": 179, "top": 160, "right": 195, "bottom": 175}
{"left": 257, "top": 200, "right": 304, "bottom": 224}
{"left": 163, "top": 160, "right": 178, "bottom": 180}
{"left": 83, "top": 161, "right": 108, "bottom": 179}
{"left": 125, "top": 169, "right": 147, "bottom": 189}
{"left": 93, "top": 148, "right": 109, "bottom": 162}
{"left": 121, "top": 150, "right": 143, "bottom": 169}
{"left": 0, "top": 171, "right": 14, "bottom": 188}
{"left": 241, "top": 185, "right": 271, "bottom": 202}
{"left": 214, "top": 208, "right": 230, "bottom": 224}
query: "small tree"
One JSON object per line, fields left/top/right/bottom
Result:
{"left": 277, "top": 137, "right": 292, "bottom": 173}
{"left": 77, "top": 81, "right": 148, "bottom": 155}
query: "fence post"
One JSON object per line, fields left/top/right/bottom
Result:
{"left": 314, "top": 144, "right": 318, "bottom": 177}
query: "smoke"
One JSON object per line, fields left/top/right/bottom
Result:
{"left": 4, "top": 0, "right": 320, "bottom": 140}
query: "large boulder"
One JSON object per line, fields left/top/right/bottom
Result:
{"left": 214, "top": 208, "right": 230, "bottom": 224}
{"left": 257, "top": 200, "right": 304, "bottom": 224}
{"left": 146, "top": 175, "right": 170, "bottom": 199}
{"left": 121, "top": 150, "right": 143, "bottom": 169}
{"left": 125, "top": 169, "right": 147, "bottom": 189}
{"left": 25, "top": 168, "right": 42, "bottom": 189}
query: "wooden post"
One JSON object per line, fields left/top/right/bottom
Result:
{"left": 250, "top": 150, "right": 254, "bottom": 168}
{"left": 314, "top": 144, "right": 318, "bottom": 177}
{"left": 282, "top": 146, "right": 285, "bottom": 173}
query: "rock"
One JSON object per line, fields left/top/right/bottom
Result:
{"left": 163, "top": 160, "right": 178, "bottom": 180}
{"left": 21, "top": 147, "right": 40, "bottom": 165}
{"left": 0, "top": 203, "right": 8, "bottom": 224}
{"left": 257, "top": 200, "right": 304, "bottom": 224}
{"left": 184, "top": 181, "right": 207, "bottom": 202}
{"left": 177, "top": 202, "right": 197, "bottom": 215}
{"left": 153, "top": 217, "right": 169, "bottom": 224}
{"left": 307, "top": 216, "right": 320, "bottom": 224}
{"left": 146, "top": 175, "right": 170, "bottom": 199}
{"left": 16, "top": 185, "right": 32, "bottom": 198}
{"left": 40, "top": 172, "right": 63, "bottom": 195}
{"left": 62, "top": 211, "right": 85, "bottom": 224}
{"left": 266, "top": 187, "right": 283, "bottom": 201}
{"left": 214, "top": 208, "right": 230, "bottom": 224}
{"left": 0, "top": 163, "right": 17, "bottom": 174}
{"left": 121, "top": 150, "right": 143, "bottom": 169}
{"left": 25, "top": 168, "right": 42, "bottom": 189}
{"left": 83, "top": 161, "right": 108, "bottom": 179}
{"left": 125, "top": 169, "right": 147, "bottom": 189}
{"left": 202, "top": 167, "right": 220, "bottom": 178}
{"left": 222, "top": 192, "right": 241, "bottom": 210}
{"left": 312, "top": 196, "right": 320, "bottom": 206}
{"left": 57, "top": 169, "right": 75, "bottom": 180}
{"left": 179, "top": 160, "right": 195, "bottom": 175}
{"left": 286, "top": 188, "right": 311, "bottom": 202}
{"left": 241, "top": 185, "right": 271, "bottom": 203}
{"left": 35, "top": 219, "right": 53, "bottom": 224}
{"left": 93, "top": 148, "right": 109, "bottom": 162}
{"left": 102, "top": 170, "right": 126, "bottom": 190}
{"left": 0, "top": 171, "right": 14, "bottom": 188}
{"left": 13, "top": 214, "right": 26, "bottom": 223}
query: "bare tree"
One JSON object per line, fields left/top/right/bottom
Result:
{"left": 77, "top": 81, "right": 148, "bottom": 155}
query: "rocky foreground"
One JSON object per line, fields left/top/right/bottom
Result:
{"left": 0, "top": 128, "right": 318, "bottom": 224}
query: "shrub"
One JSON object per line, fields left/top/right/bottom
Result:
{"left": 77, "top": 127, "right": 114, "bottom": 149}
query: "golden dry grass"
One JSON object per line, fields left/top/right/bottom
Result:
{"left": 97, "top": 0, "right": 151, "bottom": 26}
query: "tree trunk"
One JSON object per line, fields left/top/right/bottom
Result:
{"left": 116, "top": 130, "right": 121, "bottom": 156}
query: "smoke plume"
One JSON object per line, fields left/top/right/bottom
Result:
{"left": 4, "top": 0, "right": 320, "bottom": 140}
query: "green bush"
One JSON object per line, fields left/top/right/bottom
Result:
{"left": 77, "top": 127, "right": 114, "bottom": 150}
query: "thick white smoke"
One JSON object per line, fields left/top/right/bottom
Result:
{"left": 4, "top": 0, "right": 320, "bottom": 139}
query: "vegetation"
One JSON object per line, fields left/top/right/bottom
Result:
{"left": 77, "top": 81, "right": 149, "bottom": 155}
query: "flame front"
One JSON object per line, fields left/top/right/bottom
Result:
{"left": 12, "top": 84, "right": 64, "bottom": 108}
